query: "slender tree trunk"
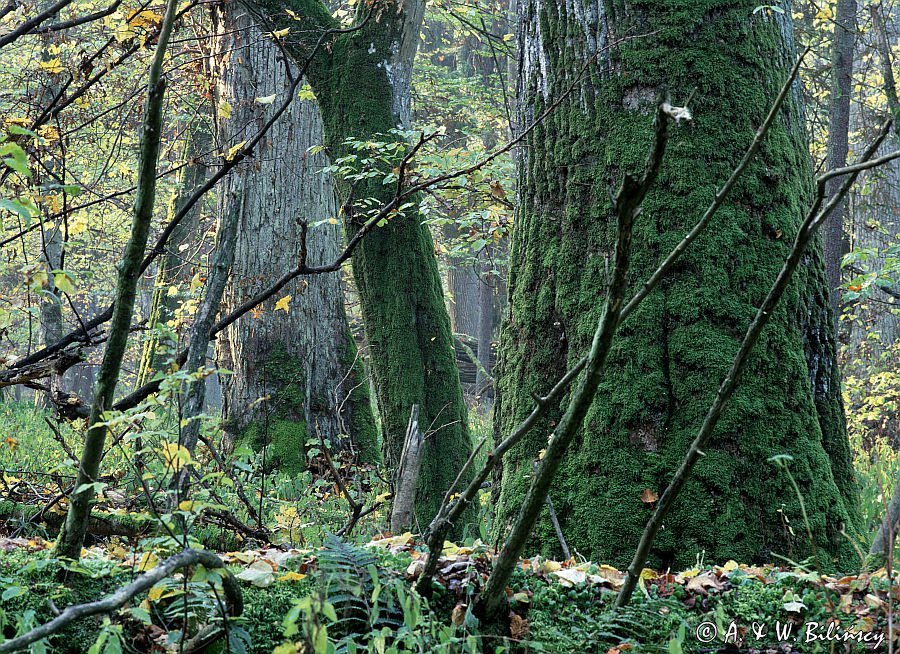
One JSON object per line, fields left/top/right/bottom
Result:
{"left": 136, "top": 126, "right": 210, "bottom": 388}
{"left": 214, "top": 3, "right": 378, "bottom": 471}
{"left": 847, "top": 4, "right": 900, "bottom": 359}
{"left": 858, "top": 5, "right": 900, "bottom": 552}
{"left": 823, "top": 0, "right": 857, "bottom": 332}
{"left": 53, "top": 0, "right": 179, "bottom": 560}
{"left": 245, "top": 0, "right": 472, "bottom": 525}
{"left": 474, "top": 247, "right": 494, "bottom": 399}
{"left": 493, "top": 0, "right": 859, "bottom": 568}
{"left": 447, "top": 260, "right": 481, "bottom": 338}
{"left": 36, "top": 27, "right": 64, "bottom": 408}
{"left": 172, "top": 188, "right": 241, "bottom": 496}
{"left": 37, "top": 224, "right": 63, "bottom": 406}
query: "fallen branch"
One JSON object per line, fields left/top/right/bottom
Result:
{"left": 0, "top": 548, "right": 242, "bottom": 654}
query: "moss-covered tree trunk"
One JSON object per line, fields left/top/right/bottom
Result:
{"left": 494, "top": 0, "right": 859, "bottom": 569}
{"left": 213, "top": 3, "right": 377, "bottom": 470}
{"left": 242, "top": 0, "right": 472, "bottom": 524}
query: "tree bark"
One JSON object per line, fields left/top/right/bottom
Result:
{"left": 493, "top": 0, "right": 859, "bottom": 569}
{"left": 36, "top": 24, "right": 65, "bottom": 409}
{"left": 474, "top": 247, "right": 494, "bottom": 399}
{"left": 823, "top": 0, "right": 857, "bottom": 331}
{"left": 242, "top": 0, "right": 472, "bottom": 526}
{"left": 213, "top": 3, "right": 378, "bottom": 471}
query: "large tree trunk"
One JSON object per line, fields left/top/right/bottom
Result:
{"left": 214, "top": 3, "right": 378, "bottom": 471}
{"left": 244, "top": 0, "right": 472, "bottom": 526}
{"left": 494, "top": 0, "right": 859, "bottom": 569}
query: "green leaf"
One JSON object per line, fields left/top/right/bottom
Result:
{"left": 0, "top": 198, "right": 36, "bottom": 224}
{"left": 128, "top": 606, "right": 152, "bottom": 624}
{"left": 0, "top": 143, "right": 30, "bottom": 178}
{"left": 7, "top": 124, "right": 37, "bottom": 138}
{"left": 2, "top": 585, "right": 25, "bottom": 600}
{"left": 53, "top": 271, "right": 76, "bottom": 295}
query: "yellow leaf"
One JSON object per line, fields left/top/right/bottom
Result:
{"left": 178, "top": 500, "right": 199, "bottom": 512}
{"left": 137, "top": 551, "right": 159, "bottom": 572}
{"left": 278, "top": 571, "right": 306, "bottom": 582}
{"left": 218, "top": 100, "right": 232, "bottom": 120}
{"left": 148, "top": 585, "right": 167, "bottom": 601}
{"left": 540, "top": 559, "right": 562, "bottom": 573}
{"left": 39, "top": 58, "right": 64, "bottom": 74}
{"left": 226, "top": 551, "right": 257, "bottom": 563}
{"left": 114, "top": 22, "right": 135, "bottom": 42}
{"left": 639, "top": 568, "right": 658, "bottom": 580}
{"left": 167, "top": 285, "right": 178, "bottom": 297}
{"left": 270, "top": 27, "right": 289, "bottom": 38}
{"left": 225, "top": 140, "right": 246, "bottom": 161}
{"left": 38, "top": 125, "right": 59, "bottom": 142}
{"left": 722, "top": 560, "right": 739, "bottom": 573}
{"left": 69, "top": 214, "right": 89, "bottom": 235}
{"left": 274, "top": 295, "right": 292, "bottom": 313}
{"left": 160, "top": 442, "right": 193, "bottom": 471}
{"left": 128, "top": 9, "right": 162, "bottom": 27}
{"left": 366, "top": 532, "right": 413, "bottom": 548}
{"left": 255, "top": 94, "right": 277, "bottom": 105}
{"left": 327, "top": 217, "right": 338, "bottom": 225}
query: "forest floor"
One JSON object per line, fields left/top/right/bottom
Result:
{"left": 0, "top": 403, "right": 898, "bottom": 652}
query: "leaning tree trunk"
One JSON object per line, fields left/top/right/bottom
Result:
{"left": 493, "top": 0, "right": 859, "bottom": 569}
{"left": 214, "top": 4, "right": 378, "bottom": 472}
{"left": 136, "top": 126, "right": 209, "bottom": 388}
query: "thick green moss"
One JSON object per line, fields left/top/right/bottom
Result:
{"left": 223, "top": 580, "right": 317, "bottom": 654}
{"left": 495, "top": 1, "right": 860, "bottom": 569}
{"left": 236, "top": 418, "right": 307, "bottom": 477}
{"left": 233, "top": 344, "right": 308, "bottom": 476}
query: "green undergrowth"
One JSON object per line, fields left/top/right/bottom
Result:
{"left": 3, "top": 540, "right": 897, "bottom": 653}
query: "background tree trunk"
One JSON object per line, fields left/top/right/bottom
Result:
{"left": 823, "top": 0, "right": 857, "bottom": 330}
{"left": 494, "top": 0, "right": 859, "bottom": 569}
{"left": 214, "top": 3, "right": 378, "bottom": 472}
{"left": 244, "top": 0, "right": 474, "bottom": 526}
